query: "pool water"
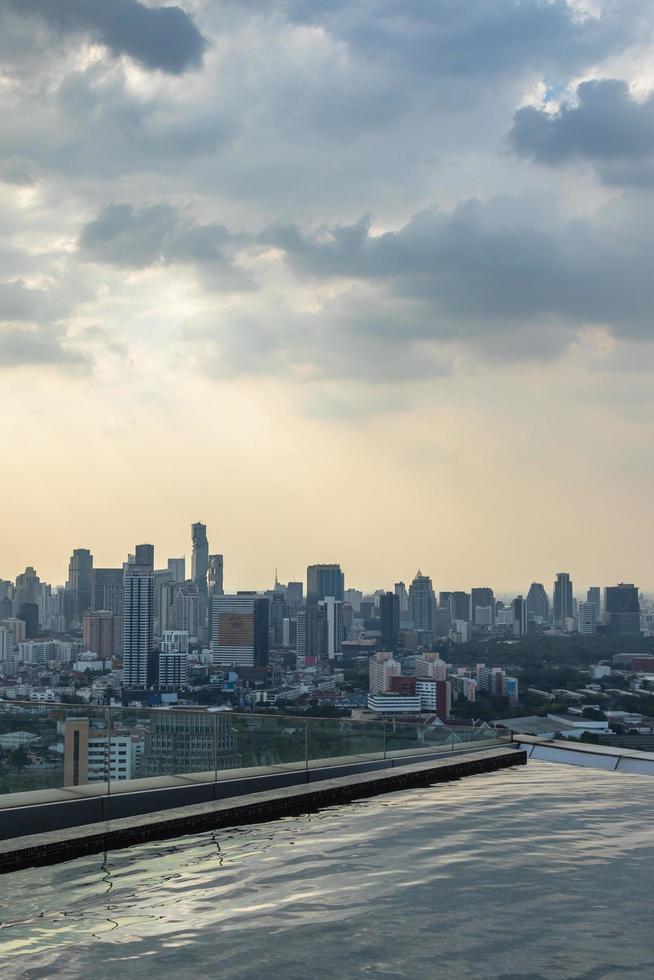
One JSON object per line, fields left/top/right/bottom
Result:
{"left": 1, "top": 761, "right": 653, "bottom": 978}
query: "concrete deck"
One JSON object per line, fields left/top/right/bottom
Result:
{"left": 0, "top": 745, "right": 526, "bottom": 873}
{"left": 516, "top": 735, "right": 654, "bottom": 774}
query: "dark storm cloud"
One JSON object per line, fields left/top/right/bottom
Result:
{"left": 510, "top": 79, "right": 654, "bottom": 185}
{"left": 7, "top": 0, "right": 206, "bottom": 74}
{"left": 78, "top": 203, "right": 253, "bottom": 289}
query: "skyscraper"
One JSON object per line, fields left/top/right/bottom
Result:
{"left": 134, "top": 543, "right": 154, "bottom": 570}
{"left": 471, "top": 587, "right": 494, "bottom": 624}
{"left": 605, "top": 584, "right": 641, "bottom": 638}
{"left": 380, "top": 592, "right": 400, "bottom": 649}
{"left": 511, "top": 595, "right": 528, "bottom": 636}
{"left": 66, "top": 548, "right": 93, "bottom": 626}
{"left": 211, "top": 593, "right": 269, "bottom": 668}
{"left": 167, "top": 558, "right": 186, "bottom": 583}
{"left": 394, "top": 581, "right": 408, "bottom": 613}
{"left": 409, "top": 571, "right": 436, "bottom": 639}
{"left": 553, "top": 573, "right": 573, "bottom": 628}
{"left": 122, "top": 563, "right": 154, "bottom": 688}
{"left": 577, "top": 601, "right": 598, "bottom": 635}
{"left": 526, "top": 583, "right": 550, "bottom": 622}
{"left": 587, "top": 586, "right": 601, "bottom": 615}
{"left": 307, "top": 564, "right": 344, "bottom": 602}
{"left": 92, "top": 568, "right": 123, "bottom": 616}
{"left": 83, "top": 610, "right": 122, "bottom": 657}
{"left": 191, "top": 522, "right": 209, "bottom": 595}
{"left": 208, "top": 554, "right": 224, "bottom": 597}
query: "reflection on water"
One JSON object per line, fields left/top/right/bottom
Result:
{"left": 1, "top": 762, "right": 654, "bottom": 979}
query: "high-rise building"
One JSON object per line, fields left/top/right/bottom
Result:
{"left": 605, "top": 584, "right": 641, "bottom": 638}
{"left": 577, "top": 601, "right": 598, "bottom": 635}
{"left": 320, "top": 596, "right": 343, "bottom": 660}
{"left": 92, "top": 568, "right": 123, "bottom": 617}
{"left": 15, "top": 567, "right": 41, "bottom": 611}
{"left": 66, "top": 548, "right": 93, "bottom": 625}
{"left": 344, "top": 588, "right": 363, "bottom": 612}
{"left": 159, "top": 632, "right": 189, "bottom": 687}
{"left": 587, "top": 586, "right": 601, "bottom": 616}
{"left": 173, "top": 582, "right": 201, "bottom": 640}
{"left": 211, "top": 594, "right": 269, "bottom": 668}
{"left": 191, "top": 523, "right": 209, "bottom": 595}
{"left": 83, "top": 610, "right": 122, "bottom": 657}
{"left": 526, "top": 583, "right": 550, "bottom": 622}
{"left": 167, "top": 558, "right": 186, "bottom": 584}
{"left": 394, "top": 582, "right": 409, "bottom": 613}
{"left": 18, "top": 602, "right": 39, "bottom": 638}
{"left": 369, "top": 651, "right": 401, "bottom": 694}
{"left": 471, "top": 588, "right": 494, "bottom": 624}
{"left": 285, "top": 581, "right": 304, "bottom": 612}
{"left": 451, "top": 591, "right": 471, "bottom": 622}
{"left": 122, "top": 563, "right": 154, "bottom": 688}
{"left": 134, "top": 543, "right": 154, "bottom": 570}
{"left": 307, "top": 564, "right": 344, "bottom": 602}
{"left": 380, "top": 592, "right": 400, "bottom": 649}
{"left": 409, "top": 571, "right": 436, "bottom": 639}
{"left": 0, "top": 625, "right": 14, "bottom": 661}
{"left": 511, "top": 596, "right": 528, "bottom": 636}
{"left": 553, "top": 573, "right": 573, "bottom": 628}
{"left": 208, "top": 554, "right": 224, "bottom": 597}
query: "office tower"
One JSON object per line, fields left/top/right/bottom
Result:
{"left": 605, "top": 584, "right": 641, "bottom": 638}
{"left": 208, "top": 554, "right": 224, "bottom": 597}
{"left": 122, "top": 563, "right": 154, "bottom": 688}
{"left": 587, "top": 586, "right": 601, "bottom": 615}
{"left": 369, "top": 651, "right": 401, "bottom": 694}
{"left": 17, "top": 602, "right": 38, "bottom": 639}
{"left": 434, "top": 606, "right": 452, "bottom": 637}
{"left": 66, "top": 548, "right": 93, "bottom": 625}
{"left": 470, "top": 586, "right": 495, "bottom": 623}
{"left": 285, "top": 581, "right": 303, "bottom": 612}
{"left": 320, "top": 596, "right": 343, "bottom": 660}
{"left": 211, "top": 594, "right": 269, "bottom": 668}
{"left": 511, "top": 596, "right": 528, "bottom": 636}
{"left": 173, "top": 582, "right": 201, "bottom": 640}
{"left": 134, "top": 543, "right": 154, "bottom": 570}
{"left": 439, "top": 591, "right": 454, "bottom": 612}
{"left": 296, "top": 609, "right": 307, "bottom": 660}
{"left": 553, "top": 573, "right": 573, "bottom": 628}
{"left": 380, "top": 592, "right": 400, "bottom": 649}
{"left": 268, "top": 590, "right": 285, "bottom": 647}
{"left": 159, "top": 631, "right": 189, "bottom": 687}
{"left": 409, "top": 571, "right": 436, "bottom": 638}
{"left": 153, "top": 568, "right": 173, "bottom": 633}
{"left": 526, "top": 582, "right": 550, "bottom": 622}
{"left": 15, "top": 567, "right": 40, "bottom": 611}
{"left": 344, "top": 588, "right": 363, "bottom": 612}
{"left": 191, "top": 522, "right": 209, "bottom": 594}
{"left": 0, "top": 625, "right": 13, "bottom": 661}
{"left": 577, "top": 601, "right": 598, "bottom": 635}
{"left": 394, "top": 582, "right": 409, "bottom": 613}
{"left": 92, "top": 568, "right": 123, "bottom": 616}
{"left": 82, "top": 610, "right": 122, "bottom": 657}
{"left": 451, "top": 592, "right": 471, "bottom": 622}
{"left": 159, "top": 580, "right": 178, "bottom": 634}
{"left": 167, "top": 557, "right": 186, "bottom": 584}
{"left": 146, "top": 709, "right": 240, "bottom": 776}
{"left": 307, "top": 564, "right": 344, "bottom": 602}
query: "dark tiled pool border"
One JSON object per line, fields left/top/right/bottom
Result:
{"left": 0, "top": 747, "right": 525, "bottom": 873}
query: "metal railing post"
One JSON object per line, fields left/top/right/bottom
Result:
{"left": 383, "top": 722, "right": 387, "bottom": 761}
{"left": 305, "top": 717, "right": 309, "bottom": 772}
{"left": 106, "top": 704, "right": 112, "bottom": 798}
{"left": 451, "top": 731, "right": 454, "bottom": 752}
{"left": 213, "top": 712, "right": 219, "bottom": 786}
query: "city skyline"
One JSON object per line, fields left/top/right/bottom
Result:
{"left": 0, "top": 532, "right": 650, "bottom": 598}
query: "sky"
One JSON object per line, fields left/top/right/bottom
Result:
{"left": 1, "top": 0, "right": 653, "bottom": 594}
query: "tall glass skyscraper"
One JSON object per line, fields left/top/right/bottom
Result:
{"left": 306, "top": 564, "right": 344, "bottom": 602}
{"left": 122, "top": 563, "right": 154, "bottom": 688}
{"left": 191, "top": 523, "right": 209, "bottom": 595}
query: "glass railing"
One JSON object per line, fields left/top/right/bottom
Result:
{"left": 0, "top": 700, "right": 512, "bottom": 806}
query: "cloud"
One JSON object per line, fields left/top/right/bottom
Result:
{"left": 78, "top": 202, "right": 252, "bottom": 289}
{"left": 509, "top": 78, "right": 654, "bottom": 184}
{"left": 7, "top": 0, "right": 207, "bottom": 74}
{"left": 267, "top": 0, "right": 639, "bottom": 85}
{"left": 0, "top": 325, "right": 91, "bottom": 370}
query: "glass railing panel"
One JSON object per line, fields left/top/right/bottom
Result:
{"left": 220, "top": 713, "right": 307, "bottom": 778}
{"left": 307, "top": 717, "right": 385, "bottom": 768}
{"left": 0, "top": 701, "right": 109, "bottom": 801}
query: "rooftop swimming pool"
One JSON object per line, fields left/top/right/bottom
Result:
{"left": 1, "top": 761, "right": 653, "bottom": 979}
